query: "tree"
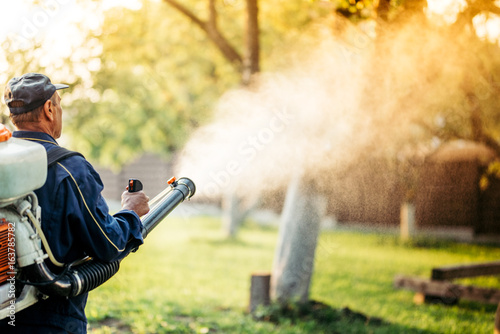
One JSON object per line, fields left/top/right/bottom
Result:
{"left": 270, "top": 0, "right": 500, "bottom": 306}
{"left": 271, "top": 174, "right": 326, "bottom": 303}
{"left": 63, "top": 0, "right": 328, "bottom": 170}
{"left": 163, "top": 0, "right": 259, "bottom": 85}
{"left": 161, "top": 0, "right": 262, "bottom": 236}
{"left": 65, "top": 1, "right": 241, "bottom": 168}
{"left": 450, "top": 0, "right": 500, "bottom": 155}
{"left": 163, "top": 0, "right": 332, "bottom": 237}
{"left": 322, "top": 0, "right": 500, "bottom": 157}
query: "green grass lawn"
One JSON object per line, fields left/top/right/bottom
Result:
{"left": 86, "top": 215, "right": 500, "bottom": 334}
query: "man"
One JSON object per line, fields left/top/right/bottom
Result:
{"left": 0, "top": 73, "right": 150, "bottom": 333}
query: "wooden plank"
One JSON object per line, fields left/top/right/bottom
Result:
{"left": 394, "top": 275, "right": 500, "bottom": 304}
{"left": 431, "top": 261, "right": 500, "bottom": 280}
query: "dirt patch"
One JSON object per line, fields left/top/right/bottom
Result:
{"left": 88, "top": 317, "right": 133, "bottom": 333}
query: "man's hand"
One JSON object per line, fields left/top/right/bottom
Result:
{"left": 121, "top": 191, "right": 150, "bottom": 217}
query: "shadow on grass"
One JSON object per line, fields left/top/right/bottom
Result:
{"left": 88, "top": 300, "right": 439, "bottom": 334}
{"left": 252, "top": 300, "right": 437, "bottom": 334}
{"left": 457, "top": 300, "right": 498, "bottom": 313}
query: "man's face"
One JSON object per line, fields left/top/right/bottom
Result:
{"left": 51, "top": 92, "right": 63, "bottom": 139}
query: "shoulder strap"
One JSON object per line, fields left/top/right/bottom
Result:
{"left": 47, "top": 146, "right": 84, "bottom": 167}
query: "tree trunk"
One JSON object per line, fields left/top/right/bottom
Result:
{"left": 163, "top": 0, "right": 261, "bottom": 80}
{"left": 162, "top": 0, "right": 243, "bottom": 69}
{"left": 271, "top": 174, "right": 326, "bottom": 304}
{"left": 400, "top": 201, "right": 416, "bottom": 241}
{"left": 222, "top": 190, "right": 260, "bottom": 237}
{"left": 392, "top": 0, "right": 427, "bottom": 23}
{"left": 222, "top": 190, "right": 244, "bottom": 237}
{"left": 376, "top": 0, "right": 391, "bottom": 22}
{"left": 242, "top": 0, "right": 260, "bottom": 85}
{"left": 163, "top": 0, "right": 261, "bottom": 235}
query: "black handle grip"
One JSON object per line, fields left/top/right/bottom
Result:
{"left": 128, "top": 179, "right": 143, "bottom": 192}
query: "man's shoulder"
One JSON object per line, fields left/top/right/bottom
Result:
{"left": 46, "top": 146, "right": 85, "bottom": 167}
{"left": 47, "top": 146, "right": 95, "bottom": 179}
{"left": 47, "top": 148, "right": 103, "bottom": 190}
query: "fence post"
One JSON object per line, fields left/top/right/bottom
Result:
{"left": 401, "top": 201, "right": 416, "bottom": 241}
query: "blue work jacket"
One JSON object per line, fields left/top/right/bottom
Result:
{"left": 3, "top": 131, "right": 144, "bottom": 333}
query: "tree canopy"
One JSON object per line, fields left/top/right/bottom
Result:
{"left": 63, "top": 0, "right": 330, "bottom": 168}
{"left": 1, "top": 0, "right": 500, "bottom": 171}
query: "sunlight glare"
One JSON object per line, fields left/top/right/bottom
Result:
{"left": 473, "top": 13, "right": 500, "bottom": 44}
{"left": 426, "top": 0, "right": 467, "bottom": 24}
{"left": 102, "top": 0, "right": 143, "bottom": 11}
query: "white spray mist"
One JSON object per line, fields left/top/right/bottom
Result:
{"left": 175, "top": 15, "right": 491, "bottom": 206}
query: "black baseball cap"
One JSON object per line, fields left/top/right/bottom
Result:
{"left": 4, "top": 73, "right": 69, "bottom": 115}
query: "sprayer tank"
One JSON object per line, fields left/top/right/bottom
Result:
{"left": 0, "top": 129, "right": 47, "bottom": 201}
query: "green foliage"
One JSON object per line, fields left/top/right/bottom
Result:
{"left": 332, "top": 0, "right": 378, "bottom": 20}
{"left": 65, "top": 1, "right": 240, "bottom": 168}
{"left": 258, "top": 0, "right": 331, "bottom": 64}
{"left": 480, "top": 160, "right": 500, "bottom": 191}
{"left": 0, "top": 39, "right": 47, "bottom": 127}
{"left": 87, "top": 217, "right": 500, "bottom": 333}
{"left": 4, "top": 0, "right": 500, "bottom": 172}
{"left": 63, "top": 0, "right": 333, "bottom": 168}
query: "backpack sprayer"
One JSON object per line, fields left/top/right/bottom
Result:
{"left": 0, "top": 125, "right": 195, "bottom": 320}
